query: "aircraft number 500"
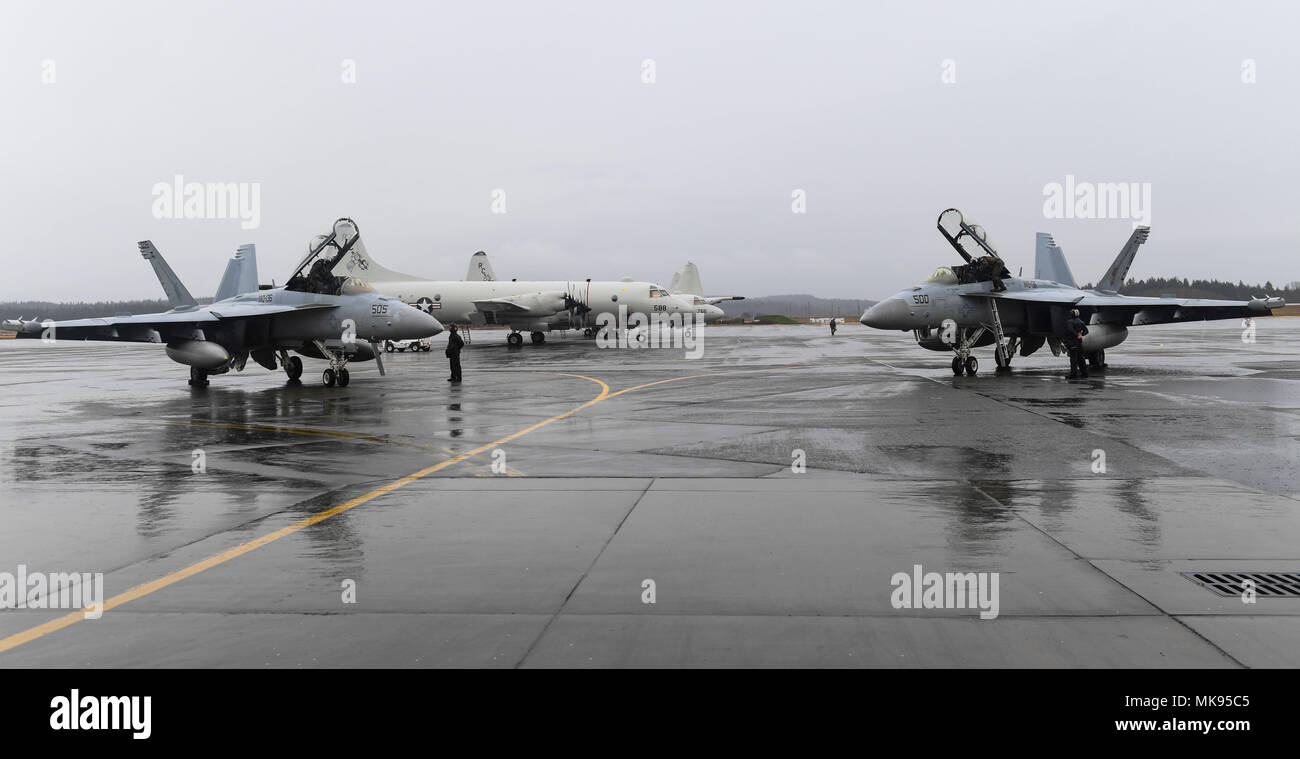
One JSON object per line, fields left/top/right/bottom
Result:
{"left": 912, "top": 294, "right": 929, "bottom": 305}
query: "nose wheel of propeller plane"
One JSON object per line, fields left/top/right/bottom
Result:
{"left": 507, "top": 332, "right": 523, "bottom": 347}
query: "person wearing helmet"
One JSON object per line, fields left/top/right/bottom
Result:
{"left": 1063, "top": 308, "right": 1090, "bottom": 379}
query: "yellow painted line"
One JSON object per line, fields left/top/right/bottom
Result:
{"left": 0, "top": 372, "right": 609, "bottom": 655}
{"left": 0, "top": 365, "right": 799, "bottom": 655}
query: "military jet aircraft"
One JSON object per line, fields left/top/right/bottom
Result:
{"left": 3, "top": 236, "right": 443, "bottom": 388}
{"left": 323, "top": 218, "right": 698, "bottom": 345}
{"left": 860, "top": 208, "right": 1286, "bottom": 375}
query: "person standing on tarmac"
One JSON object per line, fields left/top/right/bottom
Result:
{"left": 1063, "top": 308, "right": 1089, "bottom": 379}
{"left": 445, "top": 325, "right": 465, "bottom": 383}
{"left": 829, "top": 317, "right": 837, "bottom": 336}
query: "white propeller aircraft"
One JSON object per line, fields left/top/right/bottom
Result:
{"left": 325, "top": 219, "right": 699, "bottom": 345}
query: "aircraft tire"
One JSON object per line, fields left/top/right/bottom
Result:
{"left": 338, "top": 368, "right": 350, "bottom": 387}
{"left": 951, "top": 357, "right": 963, "bottom": 376}
{"left": 507, "top": 332, "right": 523, "bottom": 347}
{"left": 531, "top": 331, "right": 546, "bottom": 344}
{"left": 285, "top": 356, "right": 303, "bottom": 380}
{"left": 964, "top": 356, "right": 978, "bottom": 376}
{"left": 323, "top": 368, "right": 336, "bottom": 387}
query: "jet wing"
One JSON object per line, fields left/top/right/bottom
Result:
{"left": 1077, "top": 293, "right": 1284, "bottom": 325}
{"left": 2, "top": 303, "right": 338, "bottom": 342}
{"left": 969, "top": 289, "right": 1284, "bottom": 325}
{"left": 969, "top": 288, "right": 1084, "bottom": 305}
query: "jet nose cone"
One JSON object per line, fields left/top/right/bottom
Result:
{"left": 399, "top": 304, "right": 443, "bottom": 337}
{"left": 861, "top": 298, "right": 909, "bottom": 330}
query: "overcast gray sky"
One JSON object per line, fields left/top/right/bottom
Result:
{"left": 2, "top": 0, "right": 1297, "bottom": 302}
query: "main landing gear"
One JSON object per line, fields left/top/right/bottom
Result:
{"left": 189, "top": 367, "right": 209, "bottom": 388}
{"left": 530, "top": 331, "right": 546, "bottom": 344}
{"left": 281, "top": 353, "right": 303, "bottom": 382}
{"left": 1087, "top": 349, "right": 1107, "bottom": 371}
{"left": 507, "top": 331, "right": 524, "bottom": 347}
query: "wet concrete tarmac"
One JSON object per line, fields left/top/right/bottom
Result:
{"left": 0, "top": 319, "right": 1297, "bottom": 667}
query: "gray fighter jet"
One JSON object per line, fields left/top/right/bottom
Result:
{"left": 860, "top": 208, "right": 1286, "bottom": 375}
{"left": 3, "top": 233, "right": 443, "bottom": 388}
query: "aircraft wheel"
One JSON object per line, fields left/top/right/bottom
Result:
{"left": 323, "top": 368, "right": 337, "bottom": 387}
{"left": 337, "top": 368, "right": 350, "bottom": 387}
{"left": 964, "top": 356, "right": 978, "bottom": 376}
{"left": 951, "top": 357, "right": 963, "bottom": 376}
{"left": 507, "top": 332, "right": 523, "bottom": 347}
{"left": 530, "top": 331, "right": 546, "bottom": 344}
{"left": 994, "top": 347, "right": 1011, "bottom": 370}
{"left": 384, "top": 341, "right": 395, "bottom": 353}
{"left": 189, "top": 367, "right": 209, "bottom": 387}
{"left": 285, "top": 356, "right": 303, "bottom": 380}
{"left": 582, "top": 328, "right": 593, "bottom": 338}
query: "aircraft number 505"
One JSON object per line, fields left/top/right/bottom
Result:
{"left": 912, "top": 294, "right": 930, "bottom": 305}
{"left": 371, "top": 304, "right": 389, "bottom": 316}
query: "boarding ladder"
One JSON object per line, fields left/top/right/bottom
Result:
{"left": 987, "top": 298, "right": 1010, "bottom": 365}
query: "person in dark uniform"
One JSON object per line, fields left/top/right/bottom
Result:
{"left": 1063, "top": 308, "right": 1089, "bottom": 379}
{"left": 445, "top": 324, "right": 464, "bottom": 382}
{"left": 829, "top": 317, "right": 837, "bottom": 336}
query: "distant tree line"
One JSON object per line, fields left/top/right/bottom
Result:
{"left": 0, "top": 298, "right": 211, "bottom": 322}
{"left": 1079, "top": 277, "right": 1299, "bottom": 300}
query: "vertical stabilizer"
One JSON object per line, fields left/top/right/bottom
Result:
{"left": 465, "top": 251, "right": 497, "bottom": 281}
{"left": 138, "top": 241, "right": 197, "bottom": 307}
{"left": 214, "top": 244, "right": 259, "bottom": 300}
{"left": 1033, "top": 233, "right": 1078, "bottom": 288}
{"left": 678, "top": 262, "right": 704, "bottom": 296}
{"left": 1097, "top": 226, "right": 1150, "bottom": 293}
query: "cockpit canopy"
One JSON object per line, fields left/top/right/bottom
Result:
{"left": 339, "top": 277, "right": 375, "bottom": 295}
{"left": 925, "top": 267, "right": 958, "bottom": 285}
{"left": 937, "top": 208, "right": 1001, "bottom": 261}
{"left": 649, "top": 286, "right": 671, "bottom": 298}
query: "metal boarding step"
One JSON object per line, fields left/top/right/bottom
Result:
{"left": 987, "top": 298, "right": 1009, "bottom": 362}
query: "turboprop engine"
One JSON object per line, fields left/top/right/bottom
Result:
{"left": 512, "top": 291, "right": 567, "bottom": 314}
{"left": 1081, "top": 323, "right": 1128, "bottom": 352}
{"left": 164, "top": 339, "right": 231, "bottom": 369}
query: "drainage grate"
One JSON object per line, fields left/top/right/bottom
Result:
{"left": 1182, "top": 572, "right": 1300, "bottom": 598}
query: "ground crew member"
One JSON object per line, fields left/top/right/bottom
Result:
{"left": 829, "top": 317, "right": 837, "bottom": 336}
{"left": 445, "top": 324, "right": 464, "bottom": 383}
{"left": 1063, "top": 308, "right": 1089, "bottom": 379}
